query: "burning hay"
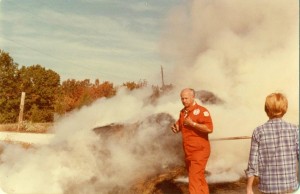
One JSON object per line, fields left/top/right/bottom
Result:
{"left": 92, "top": 112, "right": 186, "bottom": 193}
{"left": 131, "top": 166, "right": 187, "bottom": 194}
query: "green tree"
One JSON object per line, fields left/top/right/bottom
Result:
{"left": 19, "top": 64, "right": 60, "bottom": 122}
{"left": 0, "top": 50, "right": 21, "bottom": 123}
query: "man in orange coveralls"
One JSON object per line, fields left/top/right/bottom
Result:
{"left": 171, "top": 88, "right": 213, "bottom": 194}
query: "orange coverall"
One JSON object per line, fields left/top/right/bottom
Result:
{"left": 177, "top": 103, "right": 213, "bottom": 194}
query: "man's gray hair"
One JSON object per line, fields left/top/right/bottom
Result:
{"left": 188, "top": 88, "right": 195, "bottom": 97}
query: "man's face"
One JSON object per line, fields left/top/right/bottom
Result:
{"left": 180, "top": 90, "right": 194, "bottom": 108}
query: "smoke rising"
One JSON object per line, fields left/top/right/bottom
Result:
{"left": 0, "top": 88, "right": 185, "bottom": 194}
{"left": 0, "top": 0, "right": 298, "bottom": 193}
{"left": 160, "top": 0, "right": 299, "bottom": 183}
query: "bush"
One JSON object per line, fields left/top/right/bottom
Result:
{"left": 28, "top": 105, "right": 53, "bottom": 122}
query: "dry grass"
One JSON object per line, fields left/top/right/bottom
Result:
{"left": 0, "top": 122, "right": 52, "bottom": 133}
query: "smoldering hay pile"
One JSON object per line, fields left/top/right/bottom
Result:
{"left": 91, "top": 90, "right": 223, "bottom": 194}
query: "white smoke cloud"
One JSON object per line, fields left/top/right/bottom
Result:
{"left": 0, "top": 88, "right": 184, "bottom": 194}
{"left": 160, "top": 0, "right": 299, "bottom": 183}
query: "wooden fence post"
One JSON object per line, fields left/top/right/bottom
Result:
{"left": 17, "top": 92, "right": 26, "bottom": 130}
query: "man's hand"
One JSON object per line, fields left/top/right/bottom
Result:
{"left": 171, "top": 123, "right": 180, "bottom": 133}
{"left": 183, "top": 117, "right": 194, "bottom": 127}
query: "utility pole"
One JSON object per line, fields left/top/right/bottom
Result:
{"left": 161, "top": 65, "right": 165, "bottom": 89}
{"left": 18, "top": 92, "right": 26, "bottom": 130}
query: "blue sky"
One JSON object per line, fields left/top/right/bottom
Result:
{"left": 0, "top": 0, "right": 181, "bottom": 85}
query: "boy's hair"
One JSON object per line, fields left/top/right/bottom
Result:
{"left": 264, "top": 93, "right": 288, "bottom": 119}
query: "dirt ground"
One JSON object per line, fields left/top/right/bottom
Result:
{"left": 209, "top": 179, "right": 260, "bottom": 194}
{"left": 132, "top": 165, "right": 260, "bottom": 194}
{"left": 153, "top": 177, "right": 260, "bottom": 194}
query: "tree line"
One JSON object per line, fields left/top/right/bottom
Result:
{"left": 0, "top": 49, "right": 157, "bottom": 124}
